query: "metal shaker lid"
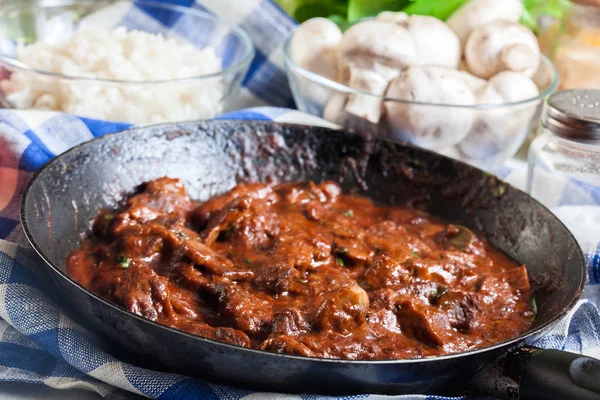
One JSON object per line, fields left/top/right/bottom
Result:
{"left": 542, "top": 89, "right": 600, "bottom": 142}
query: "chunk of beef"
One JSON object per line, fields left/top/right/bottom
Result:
{"left": 260, "top": 335, "right": 315, "bottom": 356}
{"left": 332, "top": 238, "right": 373, "bottom": 267}
{"left": 190, "top": 183, "right": 274, "bottom": 230}
{"left": 91, "top": 261, "right": 173, "bottom": 321}
{"left": 502, "top": 265, "right": 531, "bottom": 292}
{"left": 270, "top": 308, "right": 310, "bottom": 336}
{"left": 394, "top": 297, "right": 453, "bottom": 348}
{"left": 253, "top": 260, "right": 299, "bottom": 294}
{"left": 365, "top": 221, "right": 430, "bottom": 260}
{"left": 128, "top": 177, "right": 192, "bottom": 215}
{"left": 185, "top": 238, "right": 253, "bottom": 280}
{"left": 363, "top": 253, "right": 410, "bottom": 289}
{"left": 118, "top": 235, "right": 163, "bottom": 263}
{"left": 315, "top": 285, "right": 370, "bottom": 334}
{"left": 410, "top": 258, "right": 458, "bottom": 285}
{"left": 271, "top": 231, "right": 332, "bottom": 271}
{"left": 212, "top": 284, "right": 274, "bottom": 336}
{"left": 201, "top": 194, "right": 280, "bottom": 250}
{"left": 435, "top": 290, "right": 482, "bottom": 332}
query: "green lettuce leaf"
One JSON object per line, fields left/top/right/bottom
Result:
{"left": 403, "top": 0, "right": 466, "bottom": 20}
{"left": 274, "top": 0, "right": 571, "bottom": 32}
{"left": 347, "top": 0, "right": 409, "bottom": 21}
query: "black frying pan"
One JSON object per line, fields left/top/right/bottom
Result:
{"left": 20, "top": 121, "right": 600, "bottom": 399}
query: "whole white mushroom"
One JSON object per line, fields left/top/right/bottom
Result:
{"left": 458, "top": 71, "right": 540, "bottom": 162}
{"left": 289, "top": 18, "right": 345, "bottom": 108}
{"left": 465, "top": 20, "right": 541, "bottom": 79}
{"left": 339, "top": 19, "right": 418, "bottom": 123}
{"left": 446, "top": 0, "right": 523, "bottom": 45}
{"left": 289, "top": 17, "right": 343, "bottom": 83}
{"left": 384, "top": 66, "right": 476, "bottom": 149}
{"left": 377, "top": 11, "right": 461, "bottom": 69}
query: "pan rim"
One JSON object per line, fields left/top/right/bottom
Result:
{"left": 20, "top": 119, "right": 587, "bottom": 365}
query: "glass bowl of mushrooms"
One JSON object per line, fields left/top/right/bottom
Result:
{"left": 282, "top": 4, "right": 559, "bottom": 171}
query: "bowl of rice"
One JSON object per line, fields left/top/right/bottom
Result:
{"left": 0, "top": 0, "right": 255, "bottom": 124}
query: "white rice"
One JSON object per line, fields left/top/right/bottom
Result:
{"left": 1, "top": 25, "right": 224, "bottom": 123}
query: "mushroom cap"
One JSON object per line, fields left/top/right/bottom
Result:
{"left": 465, "top": 20, "right": 541, "bottom": 79}
{"left": 479, "top": 71, "right": 539, "bottom": 103}
{"left": 300, "top": 46, "right": 342, "bottom": 83}
{"left": 340, "top": 20, "right": 417, "bottom": 70}
{"left": 401, "top": 15, "right": 461, "bottom": 69}
{"left": 458, "top": 70, "right": 487, "bottom": 92}
{"left": 376, "top": 13, "right": 460, "bottom": 69}
{"left": 290, "top": 17, "right": 342, "bottom": 65}
{"left": 376, "top": 11, "right": 409, "bottom": 24}
{"left": 458, "top": 71, "right": 540, "bottom": 161}
{"left": 447, "top": 0, "right": 523, "bottom": 44}
{"left": 384, "top": 66, "right": 476, "bottom": 149}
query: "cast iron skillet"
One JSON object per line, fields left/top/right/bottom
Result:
{"left": 21, "top": 121, "right": 600, "bottom": 399}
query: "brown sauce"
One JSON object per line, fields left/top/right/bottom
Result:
{"left": 67, "top": 177, "right": 534, "bottom": 360}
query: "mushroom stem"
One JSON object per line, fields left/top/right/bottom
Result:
{"left": 345, "top": 68, "right": 392, "bottom": 123}
{"left": 339, "top": 20, "right": 418, "bottom": 123}
{"left": 500, "top": 44, "right": 539, "bottom": 74}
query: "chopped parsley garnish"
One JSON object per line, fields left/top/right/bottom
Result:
{"left": 104, "top": 214, "right": 115, "bottom": 220}
{"left": 530, "top": 297, "right": 537, "bottom": 322}
{"left": 245, "top": 258, "right": 252, "bottom": 264}
{"left": 431, "top": 285, "right": 447, "bottom": 300}
{"left": 411, "top": 250, "right": 419, "bottom": 259}
{"left": 173, "top": 230, "right": 188, "bottom": 239}
{"left": 117, "top": 255, "right": 131, "bottom": 269}
{"left": 335, "top": 246, "right": 349, "bottom": 255}
{"left": 342, "top": 209, "right": 354, "bottom": 217}
{"left": 337, "top": 258, "right": 345, "bottom": 267}
{"left": 221, "top": 223, "right": 237, "bottom": 240}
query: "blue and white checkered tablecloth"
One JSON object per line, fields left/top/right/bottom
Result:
{"left": 0, "top": 1, "right": 599, "bottom": 399}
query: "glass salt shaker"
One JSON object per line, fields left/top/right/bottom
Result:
{"left": 528, "top": 89, "right": 600, "bottom": 206}
{"left": 528, "top": 89, "right": 600, "bottom": 294}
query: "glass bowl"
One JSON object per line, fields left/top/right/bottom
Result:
{"left": 283, "top": 35, "right": 559, "bottom": 171}
{"left": 0, "top": 0, "right": 255, "bottom": 124}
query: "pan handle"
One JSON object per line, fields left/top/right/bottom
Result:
{"left": 469, "top": 345, "right": 600, "bottom": 400}
{"left": 517, "top": 347, "right": 600, "bottom": 400}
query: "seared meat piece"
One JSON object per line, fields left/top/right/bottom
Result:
{"left": 363, "top": 253, "right": 410, "bottom": 289}
{"left": 260, "top": 335, "right": 316, "bottom": 356}
{"left": 253, "top": 260, "right": 299, "bottom": 294}
{"left": 270, "top": 308, "right": 310, "bottom": 336}
{"left": 185, "top": 239, "right": 253, "bottom": 280}
{"left": 314, "top": 285, "right": 370, "bottom": 334}
{"left": 91, "top": 260, "right": 173, "bottom": 321}
{"left": 439, "top": 290, "right": 482, "bottom": 333}
{"left": 332, "top": 238, "right": 373, "bottom": 267}
{"left": 393, "top": 297, "right": 453, "bottom": 348}
{"left": 212, "top": 284, "right": 274, "bottom": 336}
{"left": 127, "top": 177, "right": 192, "bottom": 215}
{"left": 191, "top": 183, "right": 275, "bottom": 230}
